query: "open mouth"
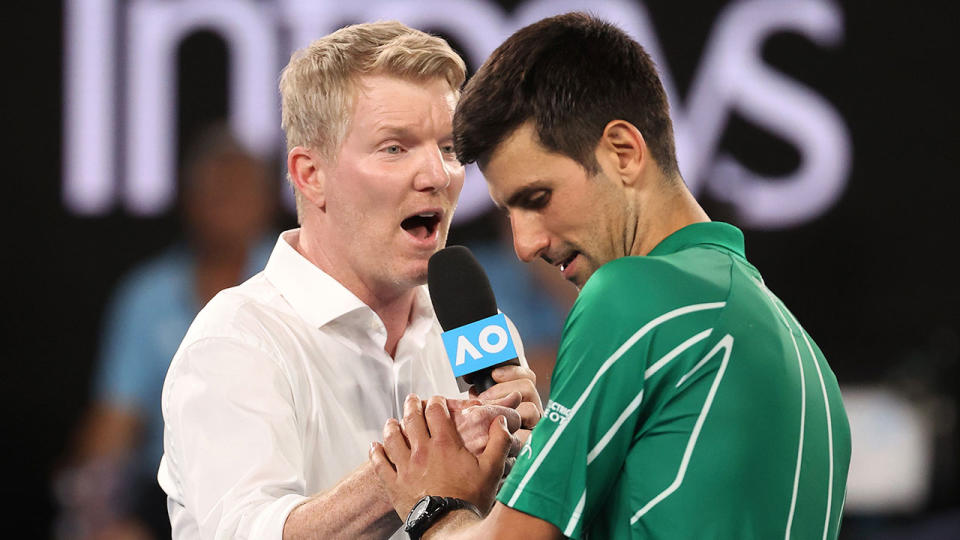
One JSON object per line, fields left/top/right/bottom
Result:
{"left": 558, "top": 252, "right": 578, "bottom": 272}
{"left": 401, "top": 211, "right": 442, "bottom": 241}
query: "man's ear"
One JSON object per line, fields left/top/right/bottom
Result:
{"left": 287, "top": 146, "right": 326, "bottom": 210}
{"left": 597, "top": 120, "right": 647, "bottom": 186}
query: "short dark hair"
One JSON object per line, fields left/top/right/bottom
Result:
{"left": 454, "top": 12, "right": 679, "bottom": 177}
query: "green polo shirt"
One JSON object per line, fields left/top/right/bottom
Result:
{"left": 497, "top": 222, "right": 851, "bottom": 539}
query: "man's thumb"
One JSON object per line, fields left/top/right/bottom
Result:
{"left": 481, "top": 416, "right": 512, "bottom": 473}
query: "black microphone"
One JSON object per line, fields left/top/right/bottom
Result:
{"left": 428, "top": 246, "right": 520, "bottom": 393}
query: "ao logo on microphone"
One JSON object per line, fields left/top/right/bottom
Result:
{"left": 441, "top": 313, "right": 518, "bottom": 377}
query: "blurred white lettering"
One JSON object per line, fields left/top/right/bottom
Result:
{"left": 64, "top": 0, "right": 850, "bottom": 228}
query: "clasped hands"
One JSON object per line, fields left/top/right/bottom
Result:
{"left": 370, "top": 365, "right": 543, "bottom": 520}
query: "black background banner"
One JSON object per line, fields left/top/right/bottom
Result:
{"left": 3, "top": 1, "right": 958, "bottom": 536}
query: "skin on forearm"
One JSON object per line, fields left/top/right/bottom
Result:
{"left": 421, "top": 503, "right": 563, "bottom": 540}
{"left": 282, "top": 461, "right": 401, "bottom": 539}
{"left": 422, "top": 508, "right": 484, "bottom": 540}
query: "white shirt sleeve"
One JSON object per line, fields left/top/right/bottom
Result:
{"left": 161, "top": 337, "right": 308, "bottom": 540}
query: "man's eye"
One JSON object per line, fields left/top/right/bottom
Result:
{"left": 384, "top": 145, "right": 402, "bottom": 154}
{"left": 440, "top": 144, "right": 456, "bottom": 154}
{"left": 527, "top": 190, "right": 551, "bottom": 209}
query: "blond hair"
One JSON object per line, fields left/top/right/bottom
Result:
{"left": 279, "top": 21, "right": 466, "bottom": 220}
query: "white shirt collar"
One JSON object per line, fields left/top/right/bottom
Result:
{"left": 263, "top": 229, "right": 437, "bottom": 346}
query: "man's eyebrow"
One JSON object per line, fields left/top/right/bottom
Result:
{"left": 372, "top": 124, "right": 454, "bottom": 141}
{"left": 504, "top": 182, "right": 549, "bottom": 208}
{"left": 372, "top": 125, "right": 414, "bottom": 138}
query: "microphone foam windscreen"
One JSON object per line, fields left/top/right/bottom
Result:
{"left": 428, "top": 246, "right": 498, "bottom": 330}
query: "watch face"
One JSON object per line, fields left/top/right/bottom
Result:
{"left": 407, "top": 497, "right": 431, "bottom": 527}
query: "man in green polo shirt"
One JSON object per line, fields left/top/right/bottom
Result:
{"left": 369, "top": 12, "right": 851, "bottom": 540}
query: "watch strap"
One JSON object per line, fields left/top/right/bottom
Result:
{"left": 440, "top": 496, "right": 481, "bottom": 518}
{"left": 405, "top": 495, "right": 481, "bottom": 539}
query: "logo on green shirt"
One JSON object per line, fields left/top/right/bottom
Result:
{"left": 545, "top": 400, "right": 571, "bottom": 425}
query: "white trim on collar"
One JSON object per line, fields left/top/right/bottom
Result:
{"left": 262, "top": 229, "right": 440, "bottom": 344}
{"left": 263, "top": 229, "right": 368, "bottom": 329}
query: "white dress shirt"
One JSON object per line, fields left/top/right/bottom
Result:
{"left": 157, "top": 229, "right": 505, "bottom": 539}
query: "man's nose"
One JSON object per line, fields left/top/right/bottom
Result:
{"left": 413, "top": 147, "right": 452, "bottom": 192}
{"left": 510, "top": 212, "right": 549, "bottom": 263}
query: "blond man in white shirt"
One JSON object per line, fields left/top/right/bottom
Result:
{"left": 158, "top": 22, "right": 542, "bottom": 540}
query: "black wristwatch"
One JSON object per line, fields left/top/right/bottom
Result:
{"left": 404, "top": 495, "right": 481, "bottom": 539}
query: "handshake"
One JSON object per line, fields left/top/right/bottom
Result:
{"left": 369, "top": 365, "right": 543, "bottom": 530}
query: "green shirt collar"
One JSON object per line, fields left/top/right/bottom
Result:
{"left": 647, "top": 221, "right": 746, "bottom": 259}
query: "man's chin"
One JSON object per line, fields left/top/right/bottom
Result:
{"left": 571, "top": 264, "right": 599, "bottom": 290}
{"left": 384, "top": 250, "right": 436, "bottom": 291}
{"left": 410, "top": 270, "right": 428, "bottom": 287}
{"left": 394, "top": 262, "right": 429, "bottom": 289}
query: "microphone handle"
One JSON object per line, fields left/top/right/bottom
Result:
{"left": 464, "top": 369, "right": 497, "bottom": 394}
{"left": 463, "top": 358, "right": 521, "bottom": 394}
